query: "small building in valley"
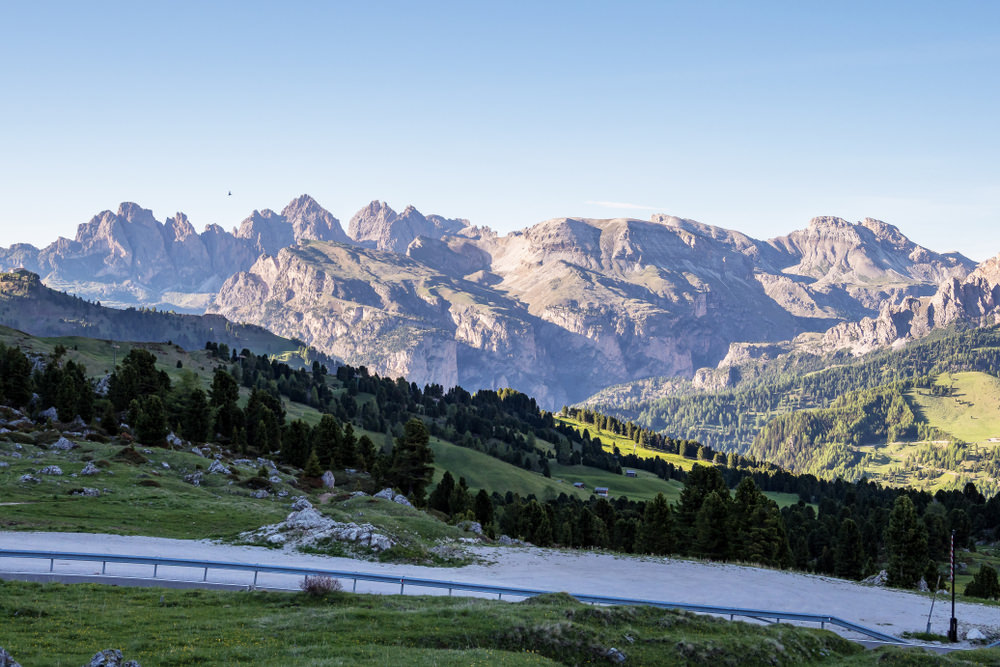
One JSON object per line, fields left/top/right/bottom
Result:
{"left": 594, "top": 487, "right": 609, "bottom": 497}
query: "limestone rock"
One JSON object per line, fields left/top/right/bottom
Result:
{"left": 0, "top": 647, "right": 22, "bottom": 667}
{"left": 207, "top": 459, "right": 230, "bottom": 475}
{"left": 392, "top": 494, "right": 412, "bottom": 507}
{"left": 321, "top": 470, "right": 335, "bottom": 488}
{"left": 38, "top": 465, "right": 63, "bottom": 475}
{"left": 190, "top": 446, "right": 205, "bottom": 457}
{"left": 84, "top": 647, "right": 142, "bottom": 667}
{"left": 605, "top": 647, "right": 627, "bottom": 663}
{"left": 863, "top": 570, "right": 888, "bottom": 586}
{"left": 183, "top": 471, "right": 202, "bottom": 486}
{"left": 81, "top": 461, "right": 101, "bottom": 475}
{"left": 71, "top": 488, "right": 100, "bottom": 497}
{"left": 50, "top": 436, "right": 76, "bottom": 450}
{"left": 251, "top": 489, "right": 270, "bottom": 499}
{"left": 239, "top": 505, "right": 395, "bottom": 552}
{"left": 291, "top": 497, "right": 313, "bottom": 511}
{"left": 38, "top": 406, "right": 58, "bottom": 421}
{"left": 966, "top": 628, "right": 986, "bottom": 641}
{"left": 457, "top": 520, "right": 483, "bottom": 535}
{"left": 374, "top": 488, "right": 395, "bottom": 500}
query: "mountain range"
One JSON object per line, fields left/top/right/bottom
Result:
{"left": 1, "top": 195, "right": 994, "bottom": 407}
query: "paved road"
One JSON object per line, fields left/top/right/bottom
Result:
{"left": 2, "top": 530, "right": 996, "bottom": 650}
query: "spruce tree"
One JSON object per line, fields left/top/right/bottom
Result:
{"left": 129, "top": 395, "right": 168, "bottom": 444}
{"left": 693, "top": 490, "right": 731, "bottom": 560}
{"left": 834, "top": 518, "right": 865, "bottom": 580}
{"left": 388, "top": 418, "right": 434, "bottom": 503}
{"left": 965, "top": 563, "right": 1000, "bottom": 600}
{"left": 636, "top": 492, "right": 675, "bottom": 555}
{"left": 474, "top": 489, "right": 494, "bottom": 527}
{"left": 428, "top": 470, "right": 456, "bottom": 514}
{"left": 886, "top": 495, "right": 928, "bottom": 588}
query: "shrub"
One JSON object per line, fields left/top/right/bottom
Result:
{"left": 300, "top": 575, "right": 342, "bottom": 597}
{"left": 965, "top": 563, "right": 1000, "bottom": 600}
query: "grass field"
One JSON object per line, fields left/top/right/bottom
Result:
{"left": 429, "top": 438, "right": 592, "bottom": 502}
{"left": 557, "top": 416, "right": 707, "bottom": 472}
{"left": 0, "top": 580, "right": 876, "bottom": 666}
{"left": 0, "top": 439, "right": 289, "bottom": 538}
{"left": 908, "top": 372, "right": 1000, "bottom": 444}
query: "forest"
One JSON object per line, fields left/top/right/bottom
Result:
{"left": 3, "top": 336, "right": 1000, "bottom": 594}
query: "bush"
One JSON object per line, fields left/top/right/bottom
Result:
{"left": 965, "top": 563, "right": 1000, "bottom": 600}
{"left": 300, "top": 575, "right": 342, "bottom": 597}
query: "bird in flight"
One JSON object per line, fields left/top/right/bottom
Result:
{"left": 228, "top": 190, "right": 232, "bottom": 196}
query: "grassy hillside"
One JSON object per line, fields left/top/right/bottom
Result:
{"left": 558, "top": 415, "right": 700, "bottom": 471}
{"left": 908, "top": 371, "right": 1000, "bottom": 443}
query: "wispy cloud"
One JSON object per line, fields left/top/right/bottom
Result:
{"left": 585, "top": 200, "right": 661, "bottom": 211}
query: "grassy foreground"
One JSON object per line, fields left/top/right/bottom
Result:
{"left": 4, "top": 580, "right": 1000, "bottom": 666}
{"left": 0, "top": 579, "right": 861, "bottom": 666}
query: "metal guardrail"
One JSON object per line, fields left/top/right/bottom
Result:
{"left": 0, "top": 548, "right": 904, "bottom": 644}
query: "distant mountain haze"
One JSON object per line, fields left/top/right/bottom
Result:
{"left": 0, "top": 194, "right": 986, "bottom": 407}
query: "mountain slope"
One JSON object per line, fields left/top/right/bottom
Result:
{"left": 211, "top": 210, "right": 970, "bottom": 406}
{"left": 0, "top": 268, "right": 311, "bottom": 356}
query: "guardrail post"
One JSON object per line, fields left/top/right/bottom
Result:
{"left": 353, "top": 578, "right": 357, "bottom": 593}
{"left": 203, "top": 567, "right": 208, "bottom": 582}
{"left": 498, "top": 593, "right": 502, "bottom": 600}
{"left": 153, "top": 564, "right": 158, "bottom": 578}
{"left": 253, "top": 570, "right": 259, "bottom": 587}
{"left": 448, "top": 588, "right": 452, "bottom": 596}
{"left": 102, "top": 561, "right": 107, "bottom": 575}
{"left": 400, "top": 578, "right": 404, "bottom": 594}
{"left": 49, "top": 558, "right": 54, "bottom": 572}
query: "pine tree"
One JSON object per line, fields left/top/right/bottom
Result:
{"left": 693, "top": 491, "right": 731, "bottom": 560}
{"left": 180, "top": 388, "right": 211, "bottom": 442}
{"left": 429, "top": 470, "right": 456, "bottom": 514}
{"left": 129, "top": 395, "right": 167, "bottom": 444}
{"left": 886, "top": 495, "right": 928, "bottom": 588}
{"left": 474, "top": 489, "right": 494, "bottom": 527}
{"left": 312, "top": 414, "right": 342, "bottom": 467}
{"left": 834, "top": 518, "right": 865, "bottom": 580}
{"left": 965, "top": 564, "right": 1000, "bottom": 600}
{"left": 388, "top": 418, "right": 434, "bottom": 503}
{"left": 302, "top": 448, "right": 323, "bottom": 478}
{"left": 636, "top": 492, "right": 675, "bottom": 555}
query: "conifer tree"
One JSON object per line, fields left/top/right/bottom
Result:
{"left": 886, "top": 495, "right": 928, "bottom": 588}
{"left": 693, "top": 490, "right": 731, "bottom": 560}
{"left": 965, "top": 563, "right": 1000, "bottom": 600}
{"left": 429, "top": 470, "right": 456, "bottom": 514}
{"left": 474, "top": 489, "right": 494, "bottom": 527}
{"left": 636, "top": 492, "right": 675, "bottom": 555}
{"left": 834, "top": 518, "right": 865, "bottom": 580}
{"left": 388, "top": 418, "right": 434, "bottom": 503}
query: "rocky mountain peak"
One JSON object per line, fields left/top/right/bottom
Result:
{"left": 348, "top": 200, "right": 463, "bottom": 253}
{"left": 116, "top": 202, "right": 158, "bottom": 227}
{"left": 165, "top": 213, "right": 197, "bottom": 242}
{"left": 280, "top": 194, "right": 349, "bottom": 244}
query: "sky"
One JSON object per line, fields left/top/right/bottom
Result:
{"left": 1, "top": 1, "right": 998, "bottom": 259}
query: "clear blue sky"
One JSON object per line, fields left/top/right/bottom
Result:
{"left": 1, "top": 1, "right": 998, "bottom": 259}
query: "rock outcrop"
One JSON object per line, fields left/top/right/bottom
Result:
{"left": 820, "top": 253, "right": 1000, "bottom": 355}
{"left": 212, "top": 210, "right": 969, "bottom": 406}
{"left": 0, "top": 195, "right": 348, "bottom": 312}
{"left": 348, "top": 201, "right": 466, "bottom": 253}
